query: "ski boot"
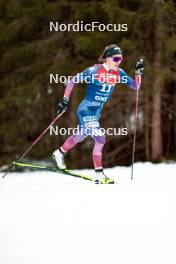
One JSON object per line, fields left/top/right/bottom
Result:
{"left": 52, "top": 149, "right": 66, "bottom": 170}
{"left": 94, "top": 169, "right": 114, "bottom": 184}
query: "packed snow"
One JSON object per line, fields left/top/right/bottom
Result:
{"left": 0, "top": 162, "right": 176, "bottom": 264}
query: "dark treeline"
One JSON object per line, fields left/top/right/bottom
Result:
{"left": 0, "top": 0, "right": 176, "bottom": 168}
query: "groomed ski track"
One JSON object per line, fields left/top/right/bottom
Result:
{"left": 0, "top": 162, "right": 176, "bottom": 264}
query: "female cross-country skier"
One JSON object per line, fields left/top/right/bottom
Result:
{"left": 52, "top": 44, "right": 144, "bottom": 184}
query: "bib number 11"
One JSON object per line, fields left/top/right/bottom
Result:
{"left": 100, "top": 84, "right": 111, "bottom": 93}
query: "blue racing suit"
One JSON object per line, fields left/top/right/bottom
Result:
{"left": 70, "top": 63, "right": 136, "bottom": 133}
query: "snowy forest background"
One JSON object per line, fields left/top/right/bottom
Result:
{"left": 0, "top": 0, "right": 176, "bottom": 169}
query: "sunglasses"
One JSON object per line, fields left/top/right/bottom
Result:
{"left": 112, "top": 56, "right": 123, "bottom": 62}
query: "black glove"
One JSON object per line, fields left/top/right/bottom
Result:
{"left": 57, "top": 97, "right": 69, "bottom": 114}
{"left": 135, "top": 59, "right": 144, "bottom": 75}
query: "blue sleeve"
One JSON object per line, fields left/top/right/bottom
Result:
{"left": 72, "top": 66, "right": 97, "bottom": 84}
{"left": 119, "top": 68, "right": 136, "bottom": 90}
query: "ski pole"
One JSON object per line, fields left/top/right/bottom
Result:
{"left": 2, "top": 111, "right": 65, "bottom": 178}
{"left": 131, "top": 58, "right": 143, "bottom": 180}
{"left": 131, "top": 89, "right": 139, "bottom": 180}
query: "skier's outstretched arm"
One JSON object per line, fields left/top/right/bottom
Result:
{"left": 57, "top": 67, "right": 93, "bottom": 114}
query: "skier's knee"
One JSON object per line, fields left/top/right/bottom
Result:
{"left": 73, "top": 134, "right": 86, "bottom": 143}
{"left": 93, "top": 135, "right": 106, "bottom": 145}
{"left": 93, "top": 138, "right": 105, "bottom": 157}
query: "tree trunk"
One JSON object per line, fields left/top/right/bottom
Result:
{"left": 174, "top": 90, "right": 176, "bottom": 155}
{"left": 151, "top": 0, "right": 164, "bottom": 160}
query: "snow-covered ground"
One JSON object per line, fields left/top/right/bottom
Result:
{"left": 0, "top": 162, "right": 176, "bottom": 264}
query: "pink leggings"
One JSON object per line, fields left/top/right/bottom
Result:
{"left": 60, "top": 134, "right": 105, "bottom": 170}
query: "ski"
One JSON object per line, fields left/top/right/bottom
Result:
{"left": 12, "top": 161, "right": 94, "bottom": 182}
{"left": 12, "top": 162, "right": 116, "bottom": 184}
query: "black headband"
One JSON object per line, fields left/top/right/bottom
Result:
{"left": 103, "top": 46, "right": 122, "bottom": 58}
